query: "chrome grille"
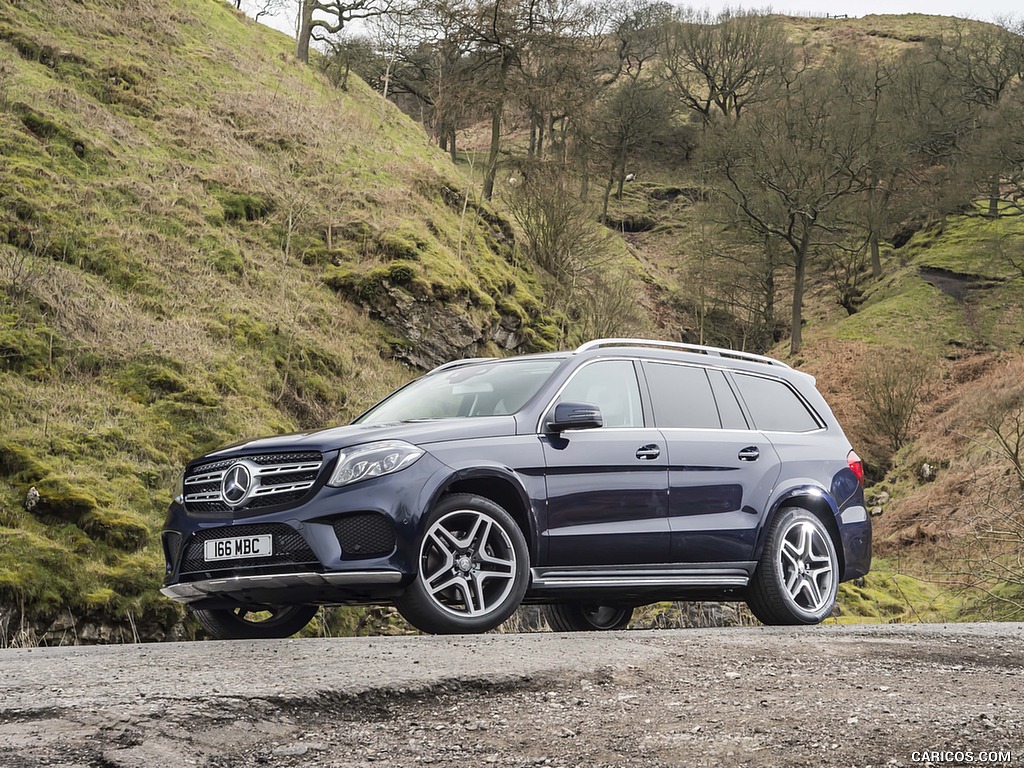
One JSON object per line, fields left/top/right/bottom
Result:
{"left": 183, "top": 451, "right": 324, "bottom": 515}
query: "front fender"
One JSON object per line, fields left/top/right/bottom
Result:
{"left": 419, "top": 461, "right": 544, "bottom": 564}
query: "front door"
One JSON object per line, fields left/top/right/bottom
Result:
{"left": 540, "top": 359, "right": 669, "bottom": 566}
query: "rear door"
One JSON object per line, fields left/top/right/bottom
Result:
{"left": 540, "top": 359, "right": 670, "bottom": 566}
{"left": 640, "top": 361, "right": 782, "bottom": 564}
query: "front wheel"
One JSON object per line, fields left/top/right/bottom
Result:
{"left": 193, "top": 605, "right": 319, "bottom": 640}
{"left": 747, "top": 507, "right": 839, "bottom": 625}
{"left": 396, "top": 494, "right": 529, "bottom": 634}
{"left": 544, "top": 603, "right": 633, "bottom": 632}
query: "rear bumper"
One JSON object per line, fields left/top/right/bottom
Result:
{"left": 839, "top": 511, "right": 872, "bottom": 580}
{"left": 161, "top": 570, "right": 403, "bottom": 604}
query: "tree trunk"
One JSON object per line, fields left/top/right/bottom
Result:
{"left": 536, "top": 114, "right": 545, "bottom": 159}
{"left": 989, "top": 176, "right": 1001, "bottom": 218}
{"left": 789, "top": 231, "right": 811, "bottom": 355}
{"left": 482, "top": 101, "right": 503, "bottom": 201}
{"left": 870, "top": 229, "right": 882, "bottom": 278}
{"left": 615, "top": 146, "right": 627, "bottom": 199}
{"left": 867, "top": 180, "right": 882, "bottom": 278}
{"left": 764, "top": 235, "right": 776, "bottom": 343}
{"left": 296, "top": 0, "right": 314, "bottom": 64}
{"left": 528, "top": 114, "right": 537, "bottom": 157}
{"left": 449, "top": 130, "right": 457, "bottom": 164}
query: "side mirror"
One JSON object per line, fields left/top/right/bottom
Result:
{"left": 546, "top": 401, "right": 603, "bottom": 433}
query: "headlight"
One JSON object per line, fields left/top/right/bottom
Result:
{"left": 328, "top": 440, "right": 425, "bottom": 487}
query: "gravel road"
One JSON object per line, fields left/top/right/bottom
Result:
{"left": 2, "top": 623, "right": 1023, "bottom": 767}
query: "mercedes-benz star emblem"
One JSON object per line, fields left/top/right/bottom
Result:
{"left": 222, "top": 463, "right": 252, "bottom": 506}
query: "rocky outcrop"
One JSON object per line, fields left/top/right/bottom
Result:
{"left": 365, "top": 284, "right": 526, "bottom": 370}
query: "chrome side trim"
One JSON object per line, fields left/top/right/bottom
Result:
{"left": 532, "top": 576, "right": 749, "bottom": 588}
{"left": 529, "top": 568, "right": 749, "bottom": 590}
{"left": 161, "top": 570, "right": 403, "bottom": 603}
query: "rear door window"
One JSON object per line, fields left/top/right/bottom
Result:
{"left": 643, "top": 362, "right": 721, "bottom": 429}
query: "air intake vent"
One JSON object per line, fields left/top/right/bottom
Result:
{"left": 333, "top": 514, "right": 396, "bottom": 560}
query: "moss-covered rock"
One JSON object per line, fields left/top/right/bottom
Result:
{"left": 80, "top": 507, "right": 150, "bottom": 551}
{"left": 32, "top": 475, "right": 107, "bottom": 522}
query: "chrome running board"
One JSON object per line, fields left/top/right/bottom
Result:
{"left": 530, "top": 567, "right": 750, "bottom": 590}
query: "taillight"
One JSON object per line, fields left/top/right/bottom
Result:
{"left": 847, "top": 450, "right": 864, "bottom": 486}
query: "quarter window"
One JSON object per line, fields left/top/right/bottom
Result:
{"left": 644, "top": 362, "right": 721, "bottom": 429}
{"left": 732, "top": 374, "right": 820, "bottom": 432}
{"left": 555, "top": 360, "right": 643, "bottom": 427}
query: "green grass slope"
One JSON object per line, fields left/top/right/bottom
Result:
{"left": 0, "top": 0, "right": 559, "bottom": 640}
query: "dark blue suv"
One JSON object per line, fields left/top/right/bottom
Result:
{"left": 161, "top": 339, "right": 871, "bottom": 638}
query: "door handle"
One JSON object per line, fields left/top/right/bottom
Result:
{"left": 636, "top": 444, "right": 661, "bottom": 460}
{"left": 738, "top": 446, "right": 760, "bottom": 462}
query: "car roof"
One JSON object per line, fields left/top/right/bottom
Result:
{"left": 428, "top": 339, "right": 814, "bottom": 386}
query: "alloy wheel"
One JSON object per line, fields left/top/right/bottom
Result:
{"left": 419, "top": 509, "right": 518, "bottom": 618}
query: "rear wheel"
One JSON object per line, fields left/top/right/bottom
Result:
{"left": 545, "top": 603, "right": 634, "bottom": 632}
{"left": 396, "top": 494, "right": 529, "bottom": 634}
{"left": 193, "top": 605, "right": 319, "bottom": 640}
{"left": 747, "top": 507, "right": 839, "bottom": 625}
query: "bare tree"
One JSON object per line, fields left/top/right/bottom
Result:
{"left": 239, "top": 0, "right": 288, "bottom": 23}
{"left": 504, "top": 162, "right": 610, "bottom": 281}
{"left": 660, "top": 8, "right": 790, "bottom": 126}
{"left": 602, "top": 0, "right": 671, "bottom": 84}
{"left": 595, "top": 77, "right": 674, "bottom": 214}
{"left": 319, "top": 33, "right": 381, "bottom": 90}
{"left": 929, "top": 18, "right": 1024, "bottom": 217}
{"left": 296, "top": 0, "right": 395, "bottom": 64}
{"left": 700, "top": 66, "right": 874, "bottom": 354}
{"left": 858, "top": 348, "right": 933, "bottom": 456}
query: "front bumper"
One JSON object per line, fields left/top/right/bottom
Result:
{"left": 161, "top": 452, "right": 451, "bottom": 606}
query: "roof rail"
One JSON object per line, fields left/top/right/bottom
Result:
{"left": 574, "top": 338, "right": 791, "bottom": 369}
{"left": 428, "top": 357, "right": 496, "bottom": 375}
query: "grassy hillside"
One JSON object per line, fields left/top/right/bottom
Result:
{"left": 0, "top": 0, "right": 583, "bottom": 641}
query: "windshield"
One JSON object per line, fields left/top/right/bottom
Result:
{"left": 356, "top": 359, "right": 563, "bottom": 424}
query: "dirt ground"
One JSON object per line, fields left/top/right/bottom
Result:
{"left": 1, "top": 624, "right": 1023, "bottom": 767}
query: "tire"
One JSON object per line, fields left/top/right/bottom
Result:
{"left": 193, "top": 605, "right": 318, "bottom": 640}
{"left": 747, "top": 507, "right": 839, "bottom": 626}
{"left": 396, "top": 493, "right": 529, "bottom": 634}
{"left": 545, "top": 603, "right": 633, "bottom": 632}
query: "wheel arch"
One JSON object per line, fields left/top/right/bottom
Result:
{"left": 755, "top": 484, "right": 845, "bottom": 577}
{"left": 431, "top": 467, "right": 536, "bottom": 563}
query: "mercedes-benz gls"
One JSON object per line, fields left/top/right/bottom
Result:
{"left": 160, "top": 339, "right": 871, "bottom": 639}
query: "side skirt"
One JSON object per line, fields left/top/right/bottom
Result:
{"left": 527, "top": 562, "right": 754, "bottom": 603}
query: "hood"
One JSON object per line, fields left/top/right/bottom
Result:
{"left": 192, "top": 417, "right": 519, "bottom": 465}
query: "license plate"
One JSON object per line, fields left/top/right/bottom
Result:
{"left": 204, "top": 534, "right": 273, "bottom": 562}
